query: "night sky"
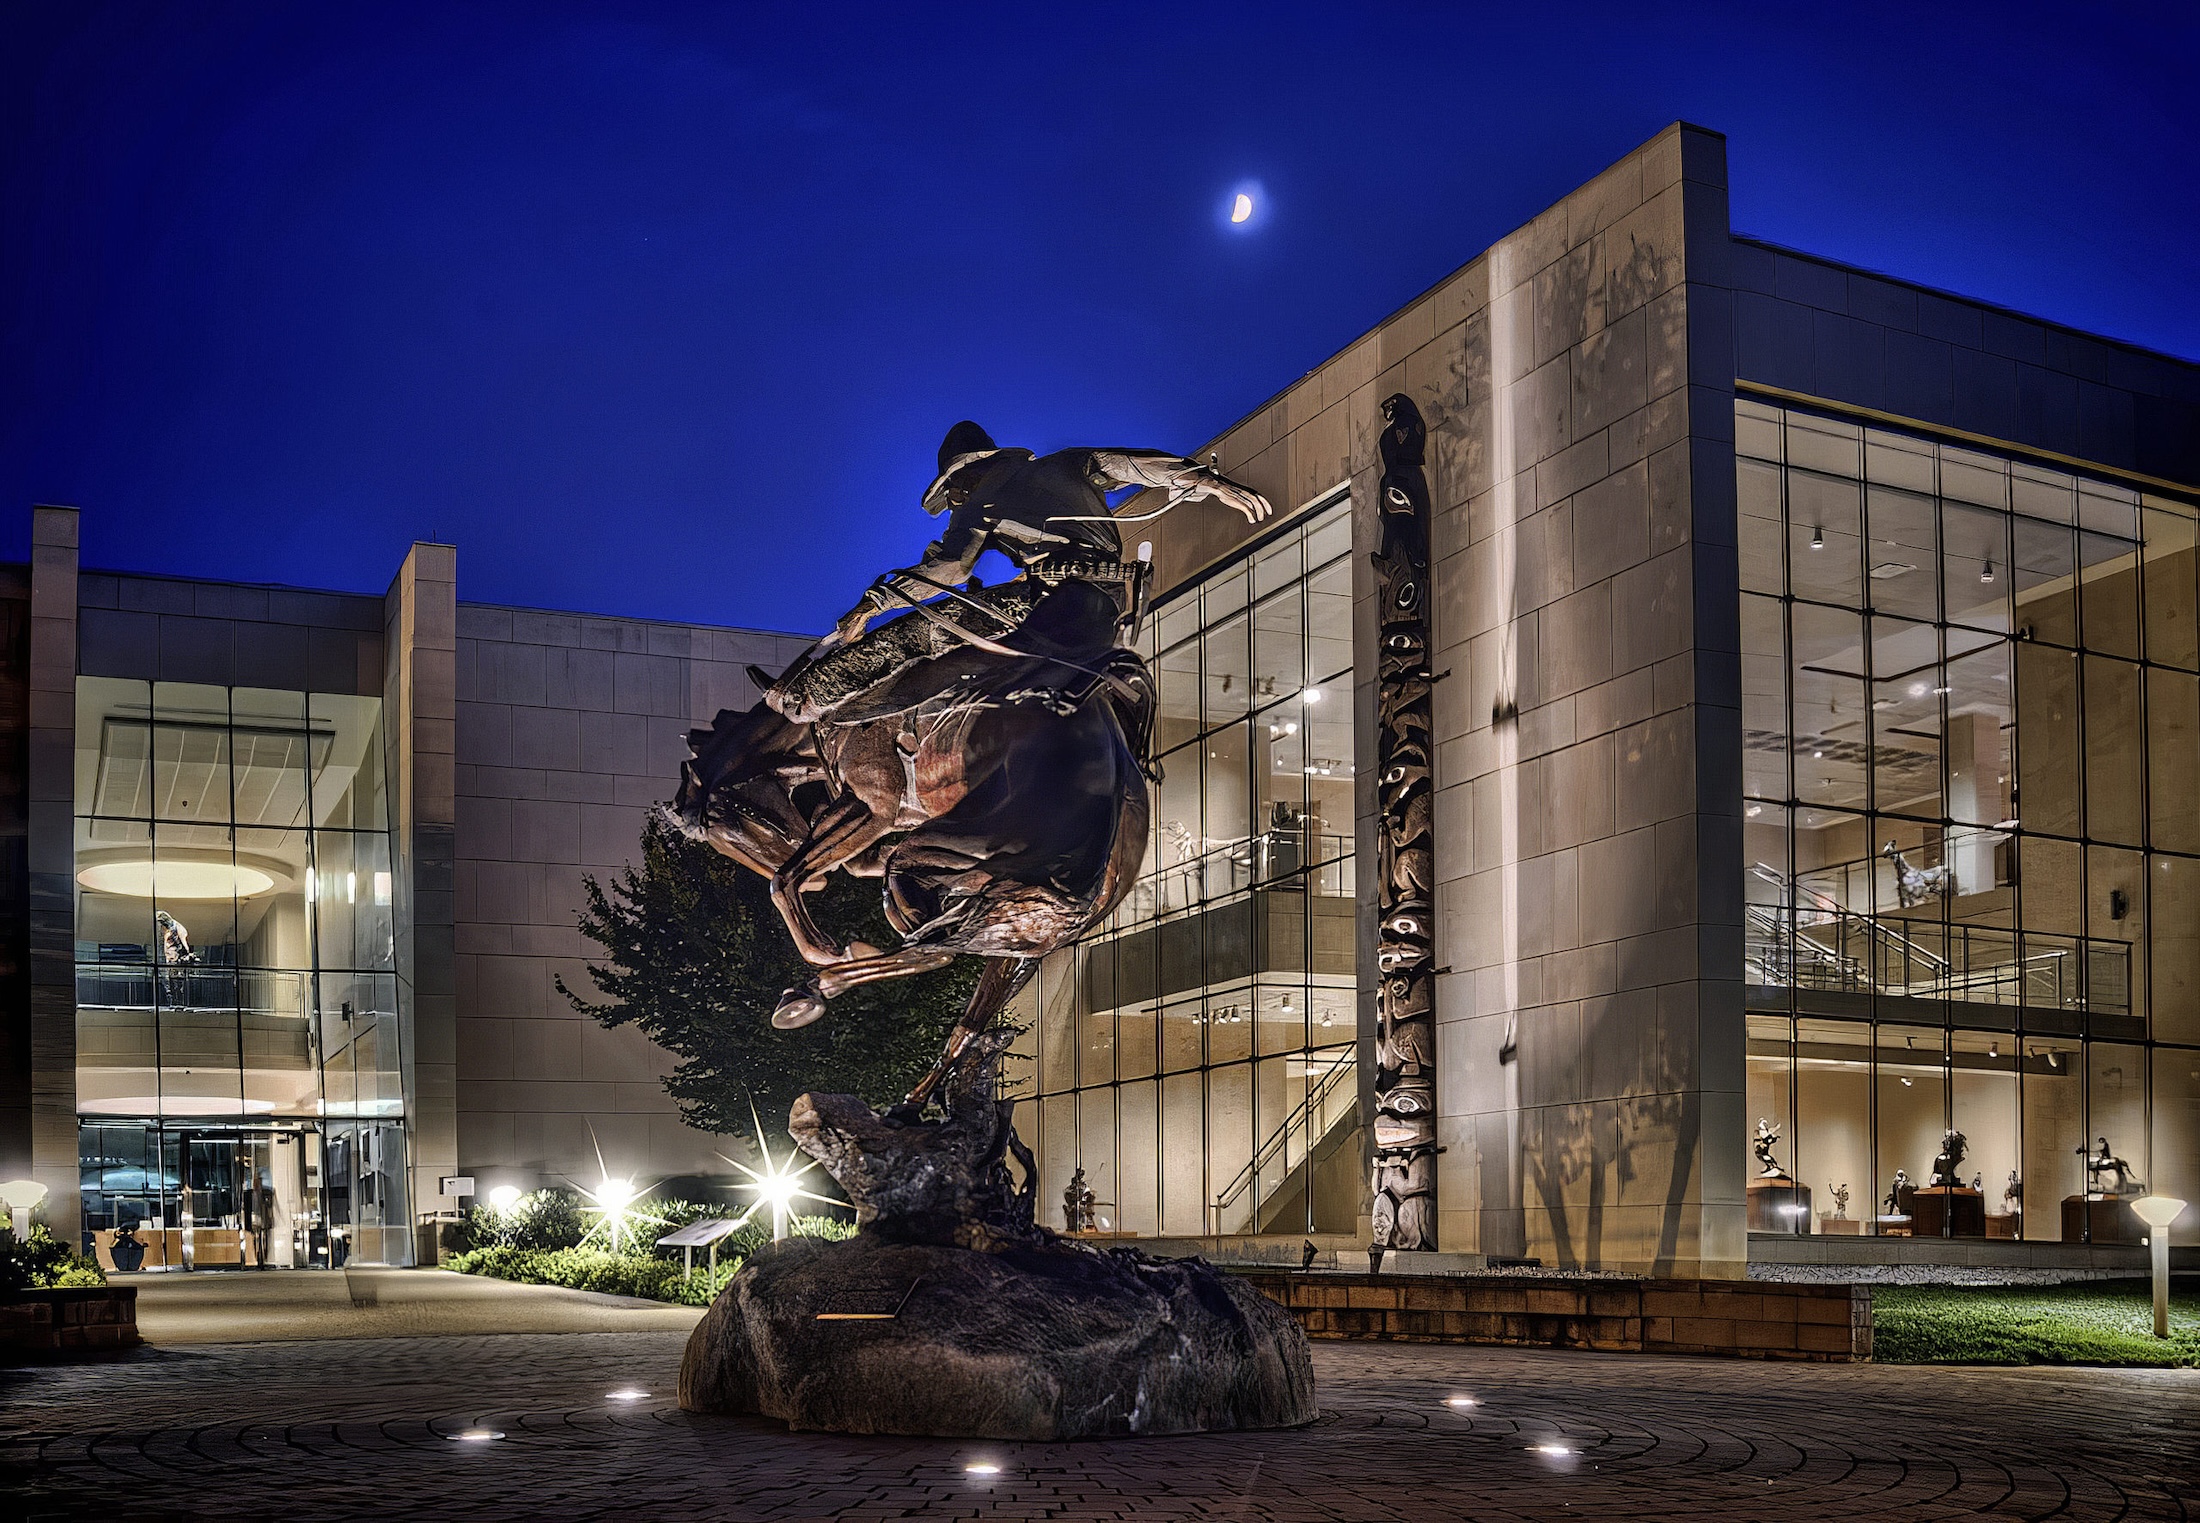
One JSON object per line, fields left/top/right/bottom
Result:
{"left": 5, "top": 2, "right": 2195, "bottom": 635}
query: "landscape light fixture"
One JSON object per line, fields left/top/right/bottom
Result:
{"left": 0, "top": 1179, "right": 48, "bottom": 1241}
{"left": 606, "top": 1388, "right": 649, "bottom": 1402}
{"left": 448, "top": 1428, "right": 503, "bottom": 1443}
{"left": 723, "top": 1103, "right": 843, "bottom": 1242}
{"left": 1809, "top": 526, "right": 1824, "bottom": 550}
{"left": 966, "top": 1461, "right": 1003, "bottom": 1475}
{"left": 2130, "top": 1195, "right": 2187, "bottom": 1338}
{"left": 1445, "top": 1395, "right": 1478, "bottom": 1408}
{"left": 1981, "top": 558, "right": 1996, "bottom": 584}
{"left": 487, "top": 1184, "right": 522, "bottom": 1212}
{"left": 1301, "top": 686, "right": 1322, "bottom": 703}
{"left": 577, "top": 1175, "right": 659, "bottom": 1254}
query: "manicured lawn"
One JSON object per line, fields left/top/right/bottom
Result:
{"left": 1873, "top": 1278, "right": 2200, "bottom": 1367}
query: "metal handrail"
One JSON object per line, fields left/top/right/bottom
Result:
{"left": 1753, "top": 860, "right": 1950, "bottom": 976}
{"left": 1130, "top": 826, "right": 1355, "bottom": 918}
{"left": 1208, "top": 1054, "right": 1357, "bottom": 1230}
{"left": 1745, "top": 903, "right": 2130, "bottom": 1014}
{"left": 74, "top": 964, "right": 317, "bottom": 1020}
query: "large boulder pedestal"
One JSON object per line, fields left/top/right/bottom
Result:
{"left": 677, "top": 1035, "right": 1312, "bottom": 1439}
{"left": 679, "top": 1231, "right": 1314, "bottom": 1439}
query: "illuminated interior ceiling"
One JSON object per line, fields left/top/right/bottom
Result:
{"left": 75, "top": 1095, "right": 279, "bottom": 1117}
{"left": 84, "top": 714, "right": 337, "bottom": 844}
{"left": 76, "top": 859, "right": 277, "bottom": 899}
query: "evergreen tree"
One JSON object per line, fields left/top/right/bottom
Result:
{"left": 559, "top": 813, "right": 979, "bottom": 1136}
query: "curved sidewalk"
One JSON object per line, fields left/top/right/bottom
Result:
{"left": 118, "top": 1266, "right": 702, "bottom": 1344}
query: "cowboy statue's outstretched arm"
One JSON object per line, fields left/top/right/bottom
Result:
{"left": 1084, "top": 450, "right": 1271, "bottom": 526}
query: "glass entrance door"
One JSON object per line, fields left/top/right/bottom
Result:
{"left": 80, "top": 1120, "right": 327, "bottom": 1269}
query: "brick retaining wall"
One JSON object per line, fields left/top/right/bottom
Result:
{"left": 1237, "top": 1273, "right": 1870, "bottom": 1361}
{"left": 0, "top": 1286, "right": 140, "bottom": 1358}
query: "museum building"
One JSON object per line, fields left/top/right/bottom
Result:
{"left": 1002, "top": 123, "right": 2200, "bottom": 1277}
{"left": 0, "top": 528, "right": 809, "bottom": 1265}
{"left": 3, "top": 123, "right": 2196, "bottom": 1279}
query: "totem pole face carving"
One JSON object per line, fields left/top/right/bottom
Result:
{"left": 1370, "top": 392, "right": 1439, "bottom": 1257}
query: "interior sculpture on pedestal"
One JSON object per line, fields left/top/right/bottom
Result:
{"left": 665, "top": 423, "right": 1314, "bottom": 1440}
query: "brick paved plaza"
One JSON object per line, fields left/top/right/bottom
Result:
{"left": 4, "top": 1330, "right": 2196, "bottom": 1521}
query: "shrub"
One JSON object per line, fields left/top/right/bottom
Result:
{"left": 0, "top": 1225, "right": 107, "bottom": 1296}
{"left": 444, "top": 1246, "right": 686, "bottom": 1302}
{"left": 445, "top": 1213, "right": 855, "bottom": 1305}
{"left": 446, "top": 1188, "right": 593, "bottom": 1254}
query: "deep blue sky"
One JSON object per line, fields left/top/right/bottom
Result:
{"left": 5, "top": 2, "right": 2195, "bottom": 634}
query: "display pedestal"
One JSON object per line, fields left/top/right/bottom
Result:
{"left": 1747, "top": 1179, "right": 1813, "bottom": 1232}
{"left": 1818, "top": 1216, "right": 1863, "bottom": 1235}
{"left": 1985, "top": 1214, "right": 2019, "bottom": 1240}
{"left": 2061, "top": 1195, "right": 2143, "bottom": 1244}
{"left": 1906, "top": 1187, "right": 1985, "bottom": 1238}
{"left": 1874, "top": 1214, "right": 1913, "bottom": 1237}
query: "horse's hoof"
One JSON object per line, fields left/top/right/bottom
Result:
{"left": 772, "top": 990, "right": 828, "bottom": 1029}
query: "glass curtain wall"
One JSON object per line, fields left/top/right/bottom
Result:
{"left": 1738, "top": 398, "right": 2200, "bottom": 1243}
{"left": 73, "top": 679, "right": 407, "bottom": 1265}
{"left": 1007, "top": 496, "right": 1363, "bottom": 1239}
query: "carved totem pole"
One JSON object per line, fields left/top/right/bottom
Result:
{"left": 1369, "top": 393, "right": 1438, "bottom": 1253}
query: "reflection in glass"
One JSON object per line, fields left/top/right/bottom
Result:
{"left": 71, "top": 678, "right": 403, "bottom": 1258}
{"left": 1027, "top": 496, "right": 1360, "bottom": 1240}
{"left": 1736, "top": 401, "right": 2200, "bottom": 1245}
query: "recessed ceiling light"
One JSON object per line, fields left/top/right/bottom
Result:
{"left": 77, "top": 860, "right": 276, "bottom": 899}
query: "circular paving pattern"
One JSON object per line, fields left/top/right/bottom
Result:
{"left": 3, "top": 1332, "right": 2195, "bottom": 1520}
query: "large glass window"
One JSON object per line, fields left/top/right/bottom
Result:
{"left": 1739, "top": 398, "right": 2199, "bottom": 1244}
{"left": 1005, "top": 495, "right": 1361, "bottom": 1240}
{"left": 72, "top": 678, "right": 407, "bottom": 1265}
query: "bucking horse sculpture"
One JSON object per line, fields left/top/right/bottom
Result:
{"left": 667, "top": 422, "right": 1269, "bottom": 1115}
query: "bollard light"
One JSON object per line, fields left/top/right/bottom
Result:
{"left": 0, "top": 1179, "right": 48, "bottom": 1242}
{"left": 2130, "top": 1196, "right": 2186, "bottom": 1339}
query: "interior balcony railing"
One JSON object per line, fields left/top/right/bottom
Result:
{"left": 1127, "top": 826, "right": 1354, "bottom": 921}
{"left": 1744, "top": 902, "right": 2131, "bottom": 1017}
{"left": 75, "top": 964, "right": 317, "bottom": 1021}
{"left": 1209, "top": 1050, "right": 1358, "bottom": 1236}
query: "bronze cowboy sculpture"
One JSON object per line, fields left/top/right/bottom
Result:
{"left": 669, "top": 422, "right": 1268, "bottom": 1112}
